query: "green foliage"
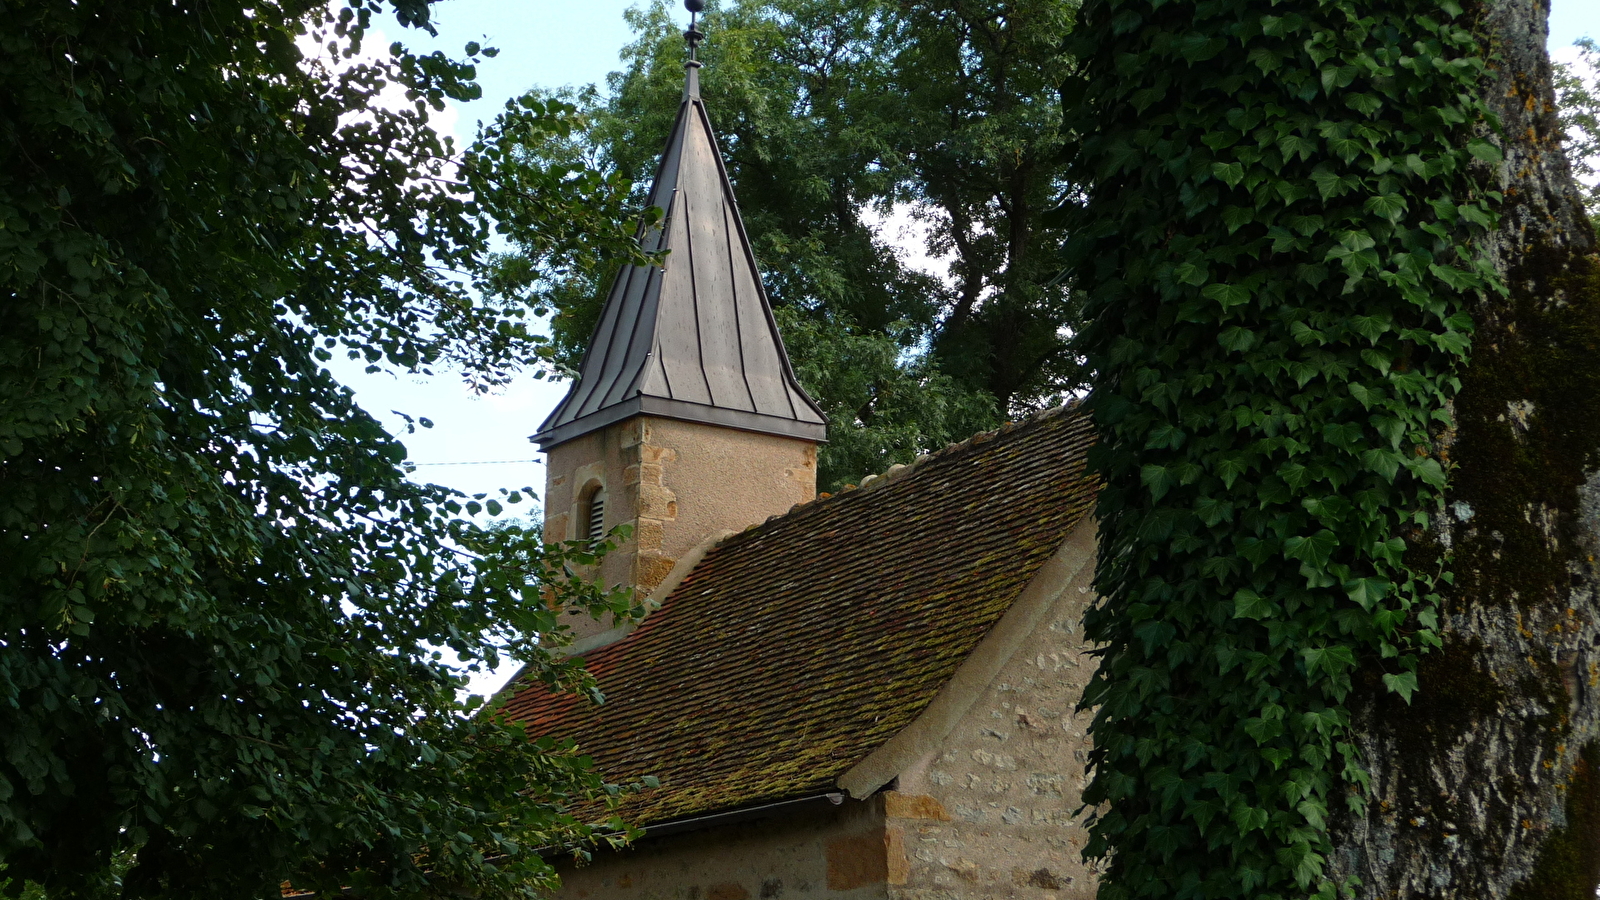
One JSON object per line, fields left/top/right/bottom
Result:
{"left": 1554, "top": 38, "right": 1600, "bottom": 230}
{"left": 493, "top": 0, "right": 1082, "bottom": 471}
{"left": 0, "top": 0, "right": 650, "bottom": 897}
{"left": 1064, "top": 0, "right": 1497, "bottom": 896}
{"left": 876, "top": 0, "right": 1084, "bottom": 410}
{"left": 773, "top": 308, "right": 997, "bottom": 490}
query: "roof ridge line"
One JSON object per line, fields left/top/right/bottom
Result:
{"left": 737, "top": 399, "right": 1084, "bottom": 536}
{"left": 848, "top": 398, "right": 1080, "bottom": 494}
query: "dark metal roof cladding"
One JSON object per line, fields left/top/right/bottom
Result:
{"left": 531, "top": 59, "right": 827, "bottom": 450}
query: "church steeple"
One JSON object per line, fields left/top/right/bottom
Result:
{"left": 532, "top": 5, "right": 825, "bottom": 451}
{"left": 533, "top": 4, "right": 824, "bottom": 619}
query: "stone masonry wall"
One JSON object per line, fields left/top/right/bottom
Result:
{"left": 884, "top": 543, "right": 1101, "bottom": 900}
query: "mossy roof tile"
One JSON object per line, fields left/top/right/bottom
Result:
{"left": 502, "top": 405, "right": 1097, "bottom": 826}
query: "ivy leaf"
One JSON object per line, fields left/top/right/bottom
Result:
{"left": 1302, "top": 644, "right": 1356, "bottom": 677}
{"left": 1292, "top": 843, "right": 1326, "bottom": 888}
{"left": 1373, "top": 536, "right": 1408, "bottom": 565}
{"left": 1403, "top": 456, "right": 1447, "bottom": 488}
{"left": 1364, "top": 194, "right": 1407, "bottom": 222}
{"left": 1261, "top": 747, "right": 1294, "bottom": 769}
{"left": 1216, "top": 454, "right": 1250, "bottom": 488}
{"left": 1213, "top": 161, "right": 1245, "bottom": 186}
{"left": 1297, "top": 799, "right": 1327, "bottom": 831}
{"left": 1345, "top": 92, "right": 1383, "bottom": 117}
{"left": 1363, "top": 449, "right": 1403, "bottom": 482}
{"left": 1243, "top": 715, "right": 1284, "bottom": 744}
{"left": 1310, "top": 164, "right": 1346, "bottom": 199}
{"left": 1174, "top": 261, "right": 1210, "bottom": 286}
{"left": 1372, "top": 415, "right": 1405, "bottom": 449}
{"left": 1347, "top": 382, "right": 1376, "bottom": 408}
{"left": 1231, "top": 802, "right": 1270, "bottom": 834}
{"left": 1283, "top": 530, "right": 1337, "bottom": 568}
{"left": 1142, "top": 464, "right": 1175, "bottom": 500}
{"left": 1466, "top": 138, "right": 1503, "bottom": 163}
{"left": 1345, "top": 577, "right": 1390, "bottom": 611}
{"left": 1382, "top": 671, "right": 1420, "bottom": 704}
{"left": 1458, "top": 204, "right": 1492, "bottom": 229}
{"left": 1201, "top": 282, "right": 1251, "bottom": 309}
{"left": 1234, "top": 589, "right": 1274, "bottom": 620}
{"left": 1218, "top": 326, "right": 1258, "bottom": 352}
{"left": 1146, "top": 424, "right": 1187, "bottom": 449}
{"left": 1338, "top": 229, "right": 1376, "bottom": 252}
{"left": 1327, "top": 137, "right": 1363, "bottom": 162}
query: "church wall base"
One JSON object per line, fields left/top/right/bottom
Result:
{"left": 548, "top": 794, "right": 890, "bottom": 900}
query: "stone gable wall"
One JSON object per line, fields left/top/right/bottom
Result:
{"left": 883, "top": 539, "right": 1101, "bottom": 900}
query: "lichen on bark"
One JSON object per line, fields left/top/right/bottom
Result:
{"left": 1508, "top": 744, "right": 1600, "bottom": 900}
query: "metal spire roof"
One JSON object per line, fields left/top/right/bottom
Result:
{"left": 531, "top": 26, "right": 827, "bottom": 451}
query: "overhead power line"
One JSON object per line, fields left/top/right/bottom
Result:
{"left": 408, "top": 458, "right": 540, "bottom": 467}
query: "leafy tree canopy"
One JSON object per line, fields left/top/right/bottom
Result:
{"left": 0, "top": 1, "right": 652, "bottom": 897}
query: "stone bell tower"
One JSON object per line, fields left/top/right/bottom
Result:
{"left": 531, "top": 10, "right": 826, "bottom": 628}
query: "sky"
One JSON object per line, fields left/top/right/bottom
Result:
{"left": 331, "top": 0, "right": 1600, "bottom": 691}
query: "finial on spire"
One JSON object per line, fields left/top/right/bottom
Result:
{"left": 684, "top": 0, "right": 705, "bottom": 62}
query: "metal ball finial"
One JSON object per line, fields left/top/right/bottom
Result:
{"left": 683, "top": 0, "right": 705, "bottom": 60}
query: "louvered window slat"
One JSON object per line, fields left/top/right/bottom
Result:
{"left": 586, "top": 489, "right": 605, "bottom": 542}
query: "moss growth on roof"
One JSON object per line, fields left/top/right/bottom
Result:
{"left": 504, "top": 406, "right": 1097, "bottom": 826}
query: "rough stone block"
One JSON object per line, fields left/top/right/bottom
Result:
{"left": 636, "top": 483, "right": 678, "bottom": 519}
{"left": 885, "top": 792, "right": 953, "bottom": 822}
{"left": 633, "top": 517, "right": 665, "bottom": 552}
{"left": 826, "top": 831, "right": 887, "bottom": 891}
{"left": 1027, "top": 773, "right": 1066, "bottom": 798}
{"left": 634, "top": 553, "right": 677, "bottom": 593}
{"left": 886, "top": 827, "right": 911, "bottom": 885}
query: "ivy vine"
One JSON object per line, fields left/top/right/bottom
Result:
{"left": 1064, "top": 0, "right": 1499, "bottom": 897}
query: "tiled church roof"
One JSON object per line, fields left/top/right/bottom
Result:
{"left": 503, "top": 405, "right": 1098, "bottom": 827}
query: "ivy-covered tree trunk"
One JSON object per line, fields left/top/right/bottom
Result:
{"left": 1331, "top": 2, "right": 1600, "bottom": 897}
{"left": 1067, "top": 0, "right": 1600, "bottom": 895}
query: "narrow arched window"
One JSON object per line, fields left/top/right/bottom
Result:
{"left": 583, "top": 486, "right": 606, "bottom": 543}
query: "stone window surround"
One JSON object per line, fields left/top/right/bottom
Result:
{"left": 566, "top": 463, "right": 606, "bottom": 546}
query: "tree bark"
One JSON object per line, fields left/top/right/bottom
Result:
{"left": 1330, "top": 2, "right": 1600, "bottom": 896}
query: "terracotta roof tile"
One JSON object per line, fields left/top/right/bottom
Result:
{"left": 503, "top": 405, "right": 1097, "bottom": 826}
